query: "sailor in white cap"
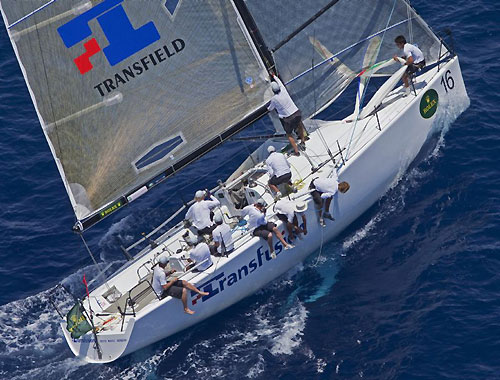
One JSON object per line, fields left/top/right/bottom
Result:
{"left": 152, "top": 255, "right": 208, "bottom": 315}
{"left": 185, "top": 232, "right": 213, "bottom": 272}
{"left": 265, "top": 145, "right": 293, "bottom": 198}
{"left": 211, "top": 213, "right": 234, "bottom": 256}
{"left": 275, "top": 199, "right": 308, "bottom": 241}
{"left": 185, "top": 189, "right": 220, "bottom": 236}
{"left": 267, "top": 74, "right": 306, "bottom": 156}
{"left": 241, "top": 198, "right": 293, "bottom": 259}
{"left": 309, "top": 170, "right": 350, "bottom": 226}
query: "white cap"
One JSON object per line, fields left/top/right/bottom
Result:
{"left": 158, "top": 256, "right": 169, "bottom": 265}
{"left": 321, "top": 192, "right": 334, "bottom": 199}
{"left": 213, "top": 213, "right": 223, "bottom": 224}
{"left": 195, "top": 190, "right": 205, "bottom": 199}
{"left": 295, "top": 201, "right": 307, "bottom": 212}
{"left": 186, "top": 231, "right": 198, "bottom": 245}
{"left": 255, "top": 198, "right": 266, "bottom": 206}
{"left": 271, "top": 81, "right": 280, "bottom": 93}
{"left": 267, "top": 145, "right": 276, "bottom": 153}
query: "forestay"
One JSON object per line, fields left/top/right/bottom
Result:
{"left": 0, "top": 0, "right": 270, "bottom": 226}
{"left": 244, "top": 0, "right": 446, "bottom": 118}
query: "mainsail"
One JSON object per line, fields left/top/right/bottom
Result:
{"left": 244, "top": 0, "right": 447, "bottom": 118}
{"left": 0, "top": 0, "right": 271, "bottom": 228}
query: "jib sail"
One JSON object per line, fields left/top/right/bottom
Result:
{"left": 244, "top": 0, "right": 447, "bottom": 118}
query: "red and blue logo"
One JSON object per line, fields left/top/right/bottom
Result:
{"left": 58, "top": 0, "right": 179, "bottom": 75}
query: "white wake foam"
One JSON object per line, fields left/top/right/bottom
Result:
{"left": 269, "top": 301, "right": 308, "bottom": 355}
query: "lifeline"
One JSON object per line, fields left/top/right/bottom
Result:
{"left": 93, "top": 38, "right": 185, "bottom": 97}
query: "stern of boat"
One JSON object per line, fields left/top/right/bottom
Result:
{"left": 61, "top": 318, "right": 135, "bottom": 363}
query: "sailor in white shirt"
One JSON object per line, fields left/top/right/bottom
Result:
{"left": 265, "top": 145, "right": 293, "bottom": 197}
{"left": 268, "top": 74, "right": 306, "bottom": 156}
{"left": 393, "top": 35, "right": 426, "bottom": 95}
{"left": 241, "top": 199, "right": 293, "bottom": 258}
{"left": 185, "top": 190, "right": 220, "bottom": 235}
{"left": 185, "top": 233, "right": 213, "bottom": 271}
{"left": 309, "top": 170, "right": 350, "bottom": 226}
{"left": 152, "top": 256, "right": 208, "bottom": 315}
{"left": 211, "top": 213, "right": 234, "bottom": 256}
{"left": 275, "top": 199, "right": 308, "bottom": 241}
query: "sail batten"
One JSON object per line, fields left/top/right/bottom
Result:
{"left": 6, "top": 0, "right": 57, "bottom": 29}
{"left": 1, "top": 0, "right": 272, "bottom": 225}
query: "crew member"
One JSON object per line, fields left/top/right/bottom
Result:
{"left": 185, "top": 190, "right": 220, "bottom": 236}
{"left": 185, "top": 232, "right": 213, "bottom": 271}
{"left": 266, "top": 145, "right": 293, "bottom": 198}
{"left": 310, "top": 170, "right": 350, "bottom": 226}
{"left": 211, "top": 213, "right": 234, "bottom": 256}
{"left": 393, "top": 35, "right": 426, "bottom": 96}
{"left": 241, "top": 199, "right": 293, "bottom": 259}
{"left": 275, "top": 199, "right": 308, "bottom": 241}
{"left": 268, "top": 74, "right": 306, "bottom": 156}
{"left": 152, "top": 256, "right": 208, "bottom": 315}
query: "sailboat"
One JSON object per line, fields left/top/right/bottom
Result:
{"left": 0, "top": 0, "right": 469, "bottom": 363}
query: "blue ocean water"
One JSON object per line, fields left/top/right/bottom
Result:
{"left": 0, "top": 0, "right": 498, "bottom": 378}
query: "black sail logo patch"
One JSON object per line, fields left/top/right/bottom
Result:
{"left": 420, "top": 89, "right": 439, "bottom": 119}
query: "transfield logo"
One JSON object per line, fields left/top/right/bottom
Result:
{"left": 58, "top": 0, "right": 180, "bottom": 75}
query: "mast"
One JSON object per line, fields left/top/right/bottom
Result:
{"left": 232, "top": 0, "right": 275, "bottom": 73}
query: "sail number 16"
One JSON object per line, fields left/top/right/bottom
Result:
{"left": 440, "top": 70, "right": 455, "bottom": 93}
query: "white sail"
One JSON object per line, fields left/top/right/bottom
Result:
{"left": 0, "top": 0, "right": 270, "bottom": 226}
{"left": 358, "top": 59, "right": 407, "bottom": 119}
{"left": 354, "top": 37, "right": 382, "bottom": 117}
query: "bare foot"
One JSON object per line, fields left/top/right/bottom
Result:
{"left": 184, "top": 308, "right": 195, "bottom": 315}
{"left": 199, "top": 291, "right": 209, "bottom": 296}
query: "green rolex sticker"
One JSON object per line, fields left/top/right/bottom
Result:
{"left": 420, "top": 89, "right": 439, "bottom": 119}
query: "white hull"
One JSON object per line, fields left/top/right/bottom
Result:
{"left": 63, "top": 57, "right": 469, "bottom": 363}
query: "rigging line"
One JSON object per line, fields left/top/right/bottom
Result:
{"left": 309, "top": 27, "right": 335, "bottom": 165}
{"left": 312, "top": 224, "right": 325, "bottom": 267}
{"left": 32, "top": 12, "right": 72, "bottom": 213}
{"left": 288, "top": 161, "right": 304, "bottom": 183}
{"left": 128, "top": 144, "right": 260, "bottom": 246}
{"left": 272, "top": 0, "right": 341, "bottom": 52}
{"left": 285, "top": 18, "right": 412, "bottom": 87}
{"left": 7, "top": 0, "right": 57, "bottom": 29}
{"left": 345, "top": 0, "right": 398, "bottom": 161}
{"left": 79, "top": 233, "right": 111, "bottom": 291}
{"left": 407, "top": 1, "right": 414, "bottom": 43}
{"left": 147, "top": 149, "right": 246, "bottom": 213}
{"left": 241, "top": 132, "right": 258, "bottom": 166}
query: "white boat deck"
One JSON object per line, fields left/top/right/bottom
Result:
{"left": 84, "top": 63, "right": 442, "bottom": 336}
